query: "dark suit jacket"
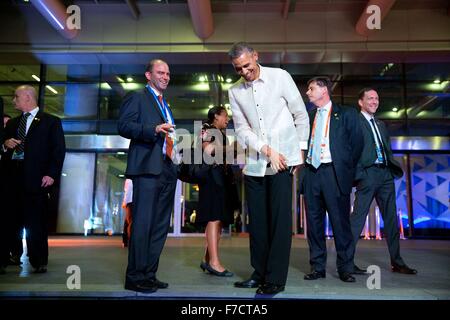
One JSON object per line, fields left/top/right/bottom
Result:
{"left": 117, "top": 88, "right": 169, "bottom": 176}
{"left": 3, "top": 110, "right": 66, "bottom": 193}
{"left": 355, "top": 113, "right": 403, "bottom": 180}
{"left": 303, "top": 103, "right": 364, "bottom": 195}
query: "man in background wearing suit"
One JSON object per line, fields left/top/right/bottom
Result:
{"left": 118, "top": 59, "right": 177, "bottom": 293}
{"left": 228, "top": 42, "right": 309, "bottom": 295}
{"left": 2, "top": 85, "right": 65, "bottom": 274}
{"left": 350, "top": 88, "right": 417, "bottom": 275}
{"left": 302, "top": 77, "right": 363, "bottom": 282}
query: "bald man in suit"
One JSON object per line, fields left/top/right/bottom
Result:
{"left": 2, "top": 85, "right": 65, "bottom": 274}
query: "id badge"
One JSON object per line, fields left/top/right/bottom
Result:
{"left": 12, "top": 150, "right": 24, "bottom": 160}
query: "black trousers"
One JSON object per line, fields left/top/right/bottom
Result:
{"left": 125, "top": 159, "right": 177, "bottom": 285}
{"left": 244, "top": 170, "right": 293, "bottom": 286}
{"left": 350, "top": 166, "right": 404, "bottom": 266}
{"left": 4, "top": 160, "right": 49, "bottom": 268}
{"left": 303, "top": 164, "right": 353, "bottom": 273}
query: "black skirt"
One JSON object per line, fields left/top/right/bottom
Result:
{"left": 196, "top": 165, "right": 239, "bottom": 227}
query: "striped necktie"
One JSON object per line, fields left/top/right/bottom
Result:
{"left": 15, "top": 112, "right": 31, "bottom": 154}
{"left": 370, "top": 118, "right": 386, "bottom": 165}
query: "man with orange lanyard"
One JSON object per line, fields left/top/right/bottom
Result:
{"left": 118, "top": 59, "right": 177, "bottom": 293}
{"left": 301, "top": 77, "right": 364, "bottom": 283}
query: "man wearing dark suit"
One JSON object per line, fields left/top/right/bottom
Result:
{"left": 350, "top": 88, "right": 417, "bottom": 275}
{"left": 118, "top": 59, "right": 177, "bottom": 293}
{"left": 2, "top": 85, "right": 65, "bottom": 274}
{"left": 302, "top": 77, "right": 364, "bottom": 282}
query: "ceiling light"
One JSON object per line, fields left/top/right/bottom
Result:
{"left": 45, "top": 85, "right": 58, "bottom": 94}
{"left": 31, "top": 74, "right": 40, "bottom": 82}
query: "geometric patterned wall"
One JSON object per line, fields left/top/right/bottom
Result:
{"left": 409, "top": 154, "right": 450, "bottom": 229}
{"left": 394, "top": 154, "right": 410, "bottom": 229}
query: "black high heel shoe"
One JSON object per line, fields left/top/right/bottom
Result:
{"left": 200, "top": 261, "right": 208, "bottom": 272}
{"left": 205, "top": 263, "right": 234, "bottom": 277}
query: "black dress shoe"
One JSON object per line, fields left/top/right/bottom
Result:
{"left": 391, "top": 264, "right": 417, "bottom": 275}
{"left": 125, "top": 280, "right": 158, "bottom": 293}
{"left": 0, "top": 266, "right": 5, "bottom": 275}
{"left": 352, "top": 265, "right": 367, "bottom": 275}
{"left": 205, "top": 264, "right": 234, "bottom": 277}
{"left": 339, "top": 272, "right": 356, "bottom": 282}
{"left": 33, "top": 265, "right": 47, "bottom": 274}
{"left": 152, "top": 278, "right": 169, "bottom": 289}
{"left": 256, "top": 283, "right": 285, "bottom": 295}
{"left": 234, "top": 278, "right": 262, "bottom": 288}
{"left": 304, "top": 270, "right": 326, "bottom": 280}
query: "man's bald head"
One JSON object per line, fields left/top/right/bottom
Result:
{"left": 13, "top": 85, "right": 38, "bottom": 112}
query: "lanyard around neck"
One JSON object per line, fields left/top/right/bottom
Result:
{"left": 146, "top": 85, "right": 170, "bottom": 122}
{"left": 310, "top": 106, "right": 332, "bottom": 145}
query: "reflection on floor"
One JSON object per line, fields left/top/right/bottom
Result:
{"left": 0, "top": 236, "right": 449, "bottom": 300}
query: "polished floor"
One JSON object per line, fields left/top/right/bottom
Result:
{"left": 0, "top": 235, "right": 449, "bottom": 300}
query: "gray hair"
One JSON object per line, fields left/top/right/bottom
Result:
{"left": 228, "top": 42, "right": 255, "bottom": 60}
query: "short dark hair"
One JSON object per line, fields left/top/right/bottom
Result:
{"left": 145, "top": 59, "right": 167, "bottom": 73}
{"left": 358, "top": 87, "right": 377, "bottom": 100}
{"left": 307, "top": 77, "right": 332, "bottom": 96}
{"left": 207, "top": 106, "right": 227, "bottom": 125}
{"left": 3, "top": 114, "right": 11, "bottom": 119}
{"left": 228, "top": 42, "right": 255, "bottom": 60}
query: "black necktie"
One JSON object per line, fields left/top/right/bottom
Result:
{"left": 16, "top": 112, "right": 31, "bottom": 154}
{"left": 369, "top": 118, "right": 386, "bottom": 165}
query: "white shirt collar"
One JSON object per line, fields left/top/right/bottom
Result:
{"left": 26, "top": 107, "right": 39, "bottom": 117}
{"left": 361, "top": 110, "right": 375, "bottom": 122}
{"left": 148, "top": 85, "right": 162, "bottom": 97}
{"left": 317, "top": 101, "right": 332, "bottom": 113}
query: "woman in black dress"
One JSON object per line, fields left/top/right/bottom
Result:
{"left": 197, "top": 106, "right": 238, "bottom": 277}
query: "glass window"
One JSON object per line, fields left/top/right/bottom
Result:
{"left": 343, "top": 63, "right": 401, "bottom": 81}
{"left": 94, "top": 153, "right": 128, "bottom": 235}
{"left": 46, "top": 65, "right": 100, "bottom": 82}
{"left": 405, "top": 63, "right": 450, "bottom": 82}
{"left": 0, "top": 64, "right": 41, "bottom": 82}
{"left": 57, "top": 152, "right": 96, "bottom": 233}
{"left": 42, "top": 83, "right": 99, "bottom": 119}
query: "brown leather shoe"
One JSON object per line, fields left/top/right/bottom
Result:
{"left": 392, "top": 264, "right": 417, "bottom": 275}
